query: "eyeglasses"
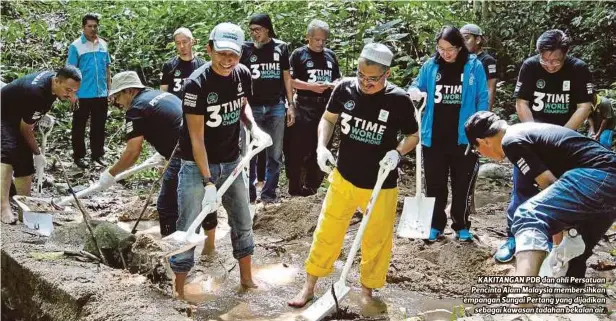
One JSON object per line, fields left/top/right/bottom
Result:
{"left": 356, "top": 70, "right": 386, "bottom": 83}
{"left": 249, "top": 26, "right": 265, "bottom": 34}
{"left": 539, "top": 56, "right": 564, "bottom": 67}
{"left": 436, "top": 45, "right": 460, "bottom": 54}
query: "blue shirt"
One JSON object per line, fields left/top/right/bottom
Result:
{"left": 67, "top": 33, "right": 110, "bottom": 98}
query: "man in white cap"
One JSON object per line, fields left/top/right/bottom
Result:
{"left": 169, "top": 22, "right": 271, "bottom": 297}
{"left": 160, "top": 27, "right": 206, "bottom": 99}
{"left": 288, "top": 43, "right": 420, "bottom": 308}
{"left": 99, "top": 71, "right": 183, "bottom": 236}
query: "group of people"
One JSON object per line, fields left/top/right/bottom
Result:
{"left": 1, "top": 11, "right": 616, "bottom": 311}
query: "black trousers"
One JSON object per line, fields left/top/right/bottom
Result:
{"left": 424, "top": 144, "right": 479, "bottom": 232}
{"left": 256, "top": 151, "right": 266, "bottom": 182}
{"left": 72, "top": 97, "right": 108, "bottom": 160}
{"left": 286, "top": 99, "right": 327, "bottom": 194}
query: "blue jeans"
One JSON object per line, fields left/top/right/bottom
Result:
{"left": 599, "top": 129, "right": 614, "bottom": 149}
{"left": 249, "top": 101, "right": 286, "bottom": 201}
{"left": 169, "top": 158, "right": 254, "bottom": 273}
{"left": 506, "top": 166, "right": 540, "bottom": 236}
{"left": 511, "top": 168, "right": 616, "bottom": 277}
{"left": 156, "top": 155, "right": 182, "bottom": 237}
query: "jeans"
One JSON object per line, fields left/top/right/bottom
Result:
{"left": 506, "top": 166, "right": 540, "bottom": 237}
{"left": 599, "top": 129, "right": 614, "bottom": 149}
{"left": 249, "top": 101, "right": 286, "bottom": 201}
{"left": 72, "top": 97, "right": 108, "bottom": 160}
{"left": 156, "top": 156, "right": 181, "bottom": 237}
{"left": 169, "top": 158, "right": 254, "bottom": 273}
{"left": 423, "top": 145, "right": 479, "bottom": 232}
{"left": 511, "top": 168, "right": 616, "bottom": 277}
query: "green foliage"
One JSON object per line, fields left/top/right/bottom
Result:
{"left": 1, "top": 0, "right": 615, "bottom": 123}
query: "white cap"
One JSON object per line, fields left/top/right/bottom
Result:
{"left": 360, "top": 43, "right": 393, "bottom": 67}
{"left": 173, "top": 27, "right": 194, "bottom": 40}
{"left": 109, "top": 71, "right": 145, "bottom": 96}
{"left": 209, "top": 22, "right": 244, "bottom": 56}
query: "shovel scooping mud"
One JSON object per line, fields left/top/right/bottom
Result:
{"left": 396, "top": 92, "right": 435, "bottom": 240}
{"left": 159, "top": 137, "right": 272, "bottom": 258}
{"left": 55, "top": 152, "right": 166, "bottom": 206}
{"left": 300, "top": 164, "right": 394, "bottom": 321}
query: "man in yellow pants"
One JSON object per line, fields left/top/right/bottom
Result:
{"left": 288, "top": 43, "right": 420, "bottom": 307}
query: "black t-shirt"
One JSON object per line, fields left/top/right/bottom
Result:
{"left": 1, "top": 71, "right": 56, "bottom": 125}
{"left": 477, "top": 52, "right": 497, "bottom": 80}
{"left": 125, "top": 89, "right": 182, "bottom": 159}
{"left": 432, "top": 62, "right": 463, "bottom": 147}
{"left": 161, "top": 56, "right": 207, "bottom": 99}
{"left": 289, "top": 46, "right": 341, "bottom": 98}
{"left": 503, "top": 123, "right": 616, "bottom": 181}
{"left": 179, "top": 62, "right": 253, "bottom": 163}
{"left": 240, "top": 39, "right": 290, "bottom": 105}
{"left": 327, "top": 78, "right": 418, "bottom": 189}
{"left": 513, "top": 55, "right": 593, "bottom": 126}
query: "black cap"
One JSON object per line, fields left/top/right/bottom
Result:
{"left": 464, "top": 111, "right": 502, "bottom": 155}
{"left": 249, "top": 13, "right": 277, "bottom": 39}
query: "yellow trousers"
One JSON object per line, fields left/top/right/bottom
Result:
{"left": 305, "top": 169, "right": 398, "bottom": 289}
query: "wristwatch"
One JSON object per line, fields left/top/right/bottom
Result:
{"left": 202, "top": 176, "right": 215, "bottom": 186}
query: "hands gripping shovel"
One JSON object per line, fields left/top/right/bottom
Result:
{"left": 396, "top": 91, "right": 436, "bottom": 239}
{"left": 300, "top": 164, "right": 394, "bottom": 321}
{"left": 159, "top": 135, "right": 272, "bottom": 258}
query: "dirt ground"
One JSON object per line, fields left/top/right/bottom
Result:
{"left": 7, "top": 158, "right": 616, "bottom": 320}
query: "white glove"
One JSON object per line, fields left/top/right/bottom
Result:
{"left": 407, "top": 87, "right": 423, "bottom": 101}
{"left": 250, "top": 127, "right": 273, "bottom": 148}
{"left": 379, "top": 150, "right": 400, "bottom": 171}
{"left": 316, "top": 145, "right": 336, "bottom": 173}
{"left": 33, "top": 154, "right": 47, "bottom": 173}
{"left": 98, "top": 169, "right": 116, "bottom": 190}
{"left": 202, "top": 183, "right": 218, "bottom": 212}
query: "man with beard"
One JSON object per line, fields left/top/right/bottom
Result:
{"left": 240, "top": 14, "right": 295, "bottom": 203}
{"left": 1, "top": 66, "right": 81, "bottom": 224}
{"left": 287, "top": 19, "right": 341, "bottom": 196}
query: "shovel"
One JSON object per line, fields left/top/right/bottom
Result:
{"left": 300, "top": 164, "right": 393, "bottom": 321}
{"left": 396, "top": 92, "right": 435, "bottom": 240}
{"left": 160, "top": 137, "right": 272, "bottom": 257}
{"left": 36, "top": 114, "right": 55, "bottom": 194}
{"left": 55, "top": 153, "right": 166, "bottom": 206}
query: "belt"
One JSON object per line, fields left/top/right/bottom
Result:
{"left": 296, "top": 95, "right": 330, "bottom": 104}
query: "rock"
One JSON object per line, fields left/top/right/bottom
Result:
{"left": 478, "top": 163, "right": 512, "bottom": 180}
{"left": 84, "top": 222, "right": 136, "bottom": 268}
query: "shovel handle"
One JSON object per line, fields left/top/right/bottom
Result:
{"left": 182, "top": 139, "right": 270, "bottom": 239}
{"left": 56, "top": 153, "right": 165, "bottom": 206}
{"left": 411, "top": 92, "right": 427, "bottom": 197}
{"left": 339, "top": 165, "right": 392, "bottom": 282}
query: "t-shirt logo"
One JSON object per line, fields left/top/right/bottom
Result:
{"left": 238, "top": 82, "right": 243, "bottom": 94}
{"left": 174, "top": 69, "right": 181, "bottom": 77}
{"left": 32, "top": 111, "right": 42, "bottom": 120}
{"left": 327, "top": 61, "right": 332, "bottom": 69}
{"left": 378, "top": 109, "right": 389, "bottom": 122}
{"left": 436, "top": 72, "right": 442, "bottom": 82}
{"left": 344, "top": 100, "right": 355, "bottom": 111}
{"left": 207, "top": 92, "right": 218, "bottom": 104}
{"left": 516, "top": 158, "right": 530, "bottom": 175}
{"left": 273, "top": 53, "right": 279, "bottom": 61}
{"left": 469, "top": 74, "right": 475, "bottom": 86}
{"left": 307, "top": 61, "right": 314, "bottom": 68}
{"left": 488, "top": 64, "right": 496, "bottom": 74}
{"left": 125, "top": 121, "right": 134, "bottom": 134}
{"left": 586, "top": 83, "right": 593, "bottom": 95}
{"left": 562, "top": 80, "right": 570, "bottom": 92}
{"left": 536, "top": 79, "right": 546, "bottom": 89}
{"left": 184, "top": 93, "right": 198, "bottom": 108}
{"left": 250, "top": 55, "right": 258, "bottom": 63}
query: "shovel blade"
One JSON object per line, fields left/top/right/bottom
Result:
{"left": 23, "top": 212, "right": 54, "bottom": 236}
{"left": 300, "top": 280, "right": 350, "bottom": 321}
{"left": 160, "top": 230, "right": 207, "bottom": 257}
{"left": 396, "top": 195, "right": 435, "bottom": 239}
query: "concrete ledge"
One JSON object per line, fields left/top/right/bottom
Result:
{"left": 1, "top": 224, "right": 191, "bottom": 321}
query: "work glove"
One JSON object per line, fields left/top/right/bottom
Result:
{"left": 98, "top": 169, "right": 116, "bottom": 190}
{"left": 407, "top": 87, "right": 423, "bottom": 101}
{"left": 202, "top": 182, "right": 218, "bottom": 213}
{"left": 33, "top": 154, "right": 47, "bottom": 174}
{"left": 250, "top": 126, "right": 273, "bottom": 148}
{"left": 317, "top": 145, "right": 336, "bottom": 174}
{"left": 379, "top": 150, "right": 400, "bottom": 171}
